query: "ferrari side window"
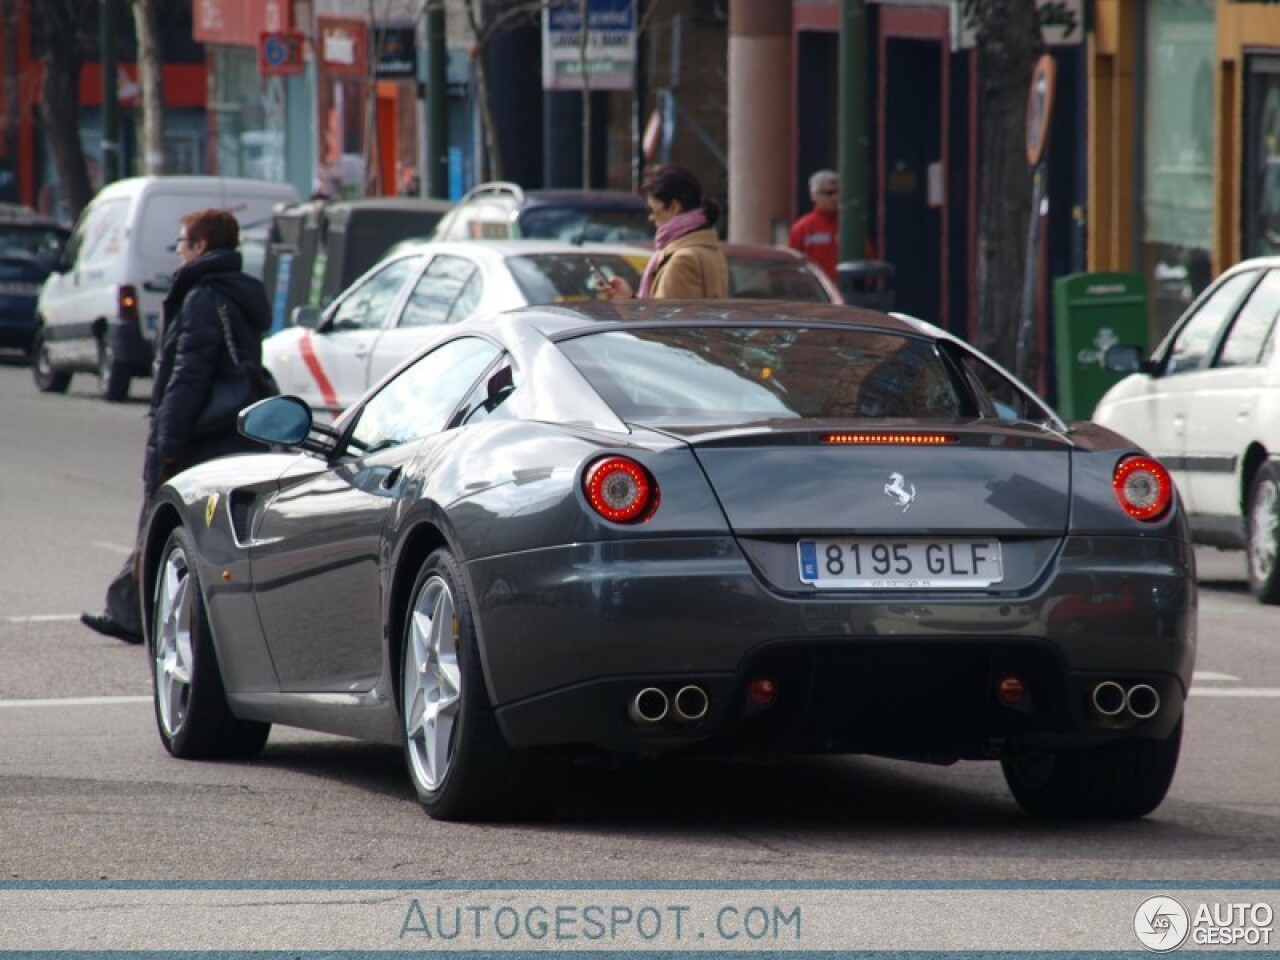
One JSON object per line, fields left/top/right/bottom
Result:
{"left": 349, "top": 337, "right": 501, "bottom": 452}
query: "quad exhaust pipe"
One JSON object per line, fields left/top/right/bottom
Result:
{"left": 629, "top": 687, "right": 668, "bottom": 724}
{"left": 673, "top": 685, "right": 710, "bottom": 722}
{"left": 1090, "top": 680, "right": 1161, "bottom": 721}
{"left": 628, "top": 684, "right": 710, "bottom": 724}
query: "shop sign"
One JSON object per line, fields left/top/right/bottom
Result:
{"left": 542, "top": 0, "right": 636, "bottom": 92}
{"left": 195, "top": 0, "right": 290, "bottom": 48}
{"left": 952, "top": 0, "right": 1083, "bottom": 49}
{"left": 319, "top": 17, "right": 368, "bottom": 77}
{"left": 375, "top": 25, "right": 417, "bottom": 79}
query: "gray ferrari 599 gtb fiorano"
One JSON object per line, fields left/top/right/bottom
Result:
{"left": 138, "top": 300, "right": 1196, "bottom": 822}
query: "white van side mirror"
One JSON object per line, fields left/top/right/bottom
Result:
{"left": 143, "top": 273, "right": 172, "bottom": 293}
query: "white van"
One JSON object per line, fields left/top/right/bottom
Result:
{"left": 32, "top": 176, "right": 299, "bottom": 401}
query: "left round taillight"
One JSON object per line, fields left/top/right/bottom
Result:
{"left": 583, "top": 456, "right": 658, "bottom": 524}
{"left": 1112, "top": 454, "right": 1173, "bottom": 521}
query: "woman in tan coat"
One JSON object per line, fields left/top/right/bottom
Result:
{"left": 603, "top": 165, "right": 729, "bottom": 300}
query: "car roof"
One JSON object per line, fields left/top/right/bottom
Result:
{"left": 720, "top": 243, "right": 812, "bottom": 262}
{"left": 387, "top": 238, "right": 652, "bottom": 261}
{"left": 486, "top": 298, "right": 923, "bottom": 340}
{"left": 0, "top": 203, "right": 68, "bottom": 230}
{"left": 521, "top": 190, "right": 646, "bottom": 209}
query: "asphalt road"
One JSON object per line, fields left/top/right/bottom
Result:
{"left": 1, "top": 355, "right": 1278, "bottom": 887}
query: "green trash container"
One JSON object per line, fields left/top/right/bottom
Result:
{"left": 1052, "top": 272, "right": 1149, "bottom": 421}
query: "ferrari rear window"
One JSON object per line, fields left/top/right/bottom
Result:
{"left": 558, "top": 326, "right": 977, "bottom": 424}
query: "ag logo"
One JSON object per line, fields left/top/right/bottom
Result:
{"left": 1134, "top": 895, "right": 1190, "bottom": 952}
{"left": 205, "top": 493, "right": 220, "bottom": 528}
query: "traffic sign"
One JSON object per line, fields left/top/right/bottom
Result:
{"left": 260, "top": 32, "right": 305, "bottom": 78}
{"left": 1025, "top": 54, "right": 1057, "bottom": 166}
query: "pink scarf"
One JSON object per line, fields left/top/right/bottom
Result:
{"left": 637, "top": 208, "right": 708, "bottom": 298}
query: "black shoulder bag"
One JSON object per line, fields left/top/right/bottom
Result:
{"left": 192, "top": 297, "right": 279, "bottom": 439}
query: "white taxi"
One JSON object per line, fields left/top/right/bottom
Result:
{"left": 263, "top": 240, "right": 643, "bottom": 417}
{"left": 1093, "top": 255, "right": 1280, "bottom": 602}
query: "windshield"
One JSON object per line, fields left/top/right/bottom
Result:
{"left": 728, "top": 257, "right": 832, "bottom": 302}
{"left": 0, "top": 224, "right": 68, "bottom": 263}
{"left": 516, "top": 205, "right": 652, "bottom": 244}
{"left": 505, "top": 252, "right": 643, "bottom": 303}
{"left": 557, "top": 325, "right": 980, "bottom": 425}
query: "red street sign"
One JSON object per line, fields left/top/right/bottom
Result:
{"left": 260, "top": 32, "right": 305, "bottom": 77}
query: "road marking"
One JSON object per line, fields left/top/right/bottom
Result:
{"left": 1190, "top": 688, "right": 1280, "bottom": 698}
{"left": 1192, "top": 670, "right": 1241, "bottom": 682}
{"left": 0, "top": 696, "right": 150, "bottom": 708}
{"left": 91, "top": 540, "right": 134, "bottom": 556}
{"left": 4, "top": 614, "right": 80, "bottom": 623}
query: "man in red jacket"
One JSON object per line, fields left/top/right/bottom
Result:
{"left": 789, "top": 169, "right": 840, "bottom": 284}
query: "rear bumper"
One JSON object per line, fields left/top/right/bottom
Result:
{"left": 467, "top": 534, "right": 1195, "bottom": 756}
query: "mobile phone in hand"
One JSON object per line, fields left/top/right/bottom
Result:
{"left": 584, "top": 257, "right": 610, "bottom": 288}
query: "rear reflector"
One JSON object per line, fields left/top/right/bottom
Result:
{"left": 746, "top": 677, "right": 777, "bottom": 706}
{"left": 823, "top": 433, "right": 957, "bottom": 445}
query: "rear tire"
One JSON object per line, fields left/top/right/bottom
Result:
{"left": 150, "top": 527, "right": 270, "bottom": 760}
{"left": 98, "top": 336, "right": 130, "bottom": 402}
{"left": 401, "top": 548, "right": 558, "bottom": 821}
{"left": 1247, "top": 461, "right": 1280, "bottom": 604}
{"left": 1001, "top": 720, "right": 1182, "bottom": 820}
{"left": 31, "top": 331, "right": 71, "bottom": 394}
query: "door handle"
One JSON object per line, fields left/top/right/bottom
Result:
{"left": 380, "top": 466, "right": 403, "bottom": 490}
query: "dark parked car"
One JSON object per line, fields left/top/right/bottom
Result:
{"left": 139, "top": 300, "right": 1195, "bottom": 823}
{"left": 262, "top": 196, "right": 453, "bottom": 332}
{"left": 0, "top": 205, "right": 69, "bottom": 358}
{"left": 430, "top": 181, "right": 651, "bottom": 244}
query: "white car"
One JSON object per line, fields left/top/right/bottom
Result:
{"left": 1092, "top": 256, "right": 1280, "bottom": 602}
{"left": 263, "top": 240, "right": 643, "bottom": 417}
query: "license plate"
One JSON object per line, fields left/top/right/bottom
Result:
{"left": 798, "top": 538, "right": 1003, "bottom": 588}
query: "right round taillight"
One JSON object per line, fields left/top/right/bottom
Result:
{"left": 1112, "top": 455, "right": 1173, "bottom": 522}
{"left": 583, "top": 456, "right": 658, "bottom": 524}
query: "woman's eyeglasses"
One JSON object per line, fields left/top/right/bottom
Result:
{"left": 167, "top": 235, "right": 189, "bottom": 252}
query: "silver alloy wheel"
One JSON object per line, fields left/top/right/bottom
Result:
{"left": 404, "top": 575, "right": 463, "bottom": 791}
{"left": 1250, "top": 476, "right": 1280, "bottom": 582}
{"left": 154, "top": 544, "right": 195, "bottom": 737}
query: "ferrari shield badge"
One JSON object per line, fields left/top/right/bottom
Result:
{"left": 205, "top": 492, "right": 220, "bottom": 527}
{"left": 884, "top": 472, "right": 917, "bottom": 512}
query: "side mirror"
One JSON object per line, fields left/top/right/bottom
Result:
{"left": 239, "top": 395, "right": 313, "bottom": 446}
{"left": 1104, "top": 344, "right": 1147, "bottom": 375}
{"left": 143, "top": 272, "right": 173, "bottom": 293}
{"left": 291, "top": 305, "right": 322, "bottom": 329}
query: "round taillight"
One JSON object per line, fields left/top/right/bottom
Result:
{"left": 1113, "top": 455, "right": 1172, "bottom": 521}
{"left": 583, "top": 456, "right": 657, "bottom": 523}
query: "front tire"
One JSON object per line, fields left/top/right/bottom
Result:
{"left": 401, "top": 548, "right": 555, "bottom": 821}
{"left": 1001, "top": 719, "right": 1182, "bottom": 819}
{"left": 31, "top": 331, "right": 71, "bottom": 394}
{"left": 150, "top": 527, "right": 270, "bottom": 760}
{"left": 98, "top": 335, "right": 130, "bottom": 402}
{"left": 1247, "top": 461, "right": 1280, "bottom": 604}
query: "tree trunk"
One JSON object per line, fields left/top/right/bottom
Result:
{"left": 130, "top": 0, "right": 166, "bottom": 175}
{"left": 36, "top": 0, "right": 94, "bottom": 218}
{"left": 972, "top": 0, "right": 1042, "bottom": 374}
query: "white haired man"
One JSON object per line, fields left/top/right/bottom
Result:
{"left": 788, "top": 169, "right": 840, "bottom": 284}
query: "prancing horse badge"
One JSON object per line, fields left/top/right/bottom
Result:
{"left": 884, "top": 472, "right": 917, "bottom": 512}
